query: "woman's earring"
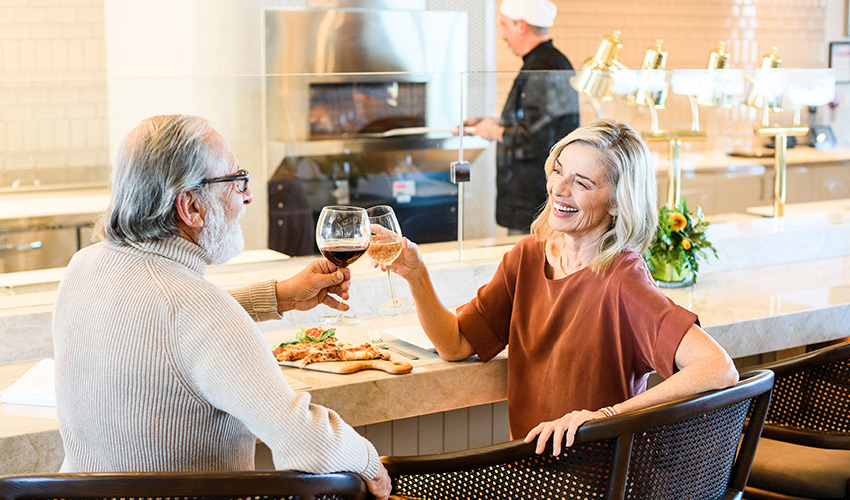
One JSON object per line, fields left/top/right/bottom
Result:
{"left": 610, "top": 214, "right": 617, "bottom": 228}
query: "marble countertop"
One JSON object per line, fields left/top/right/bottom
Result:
{"left": 2, "top": 211, "right": 850, "bottom": 474}
{"left": 3, "top": 249, "right": 850, "bottom": 474}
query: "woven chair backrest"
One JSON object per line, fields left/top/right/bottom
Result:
{"left": 385, "top": 370, "right": 774, "bottom": 500}
{"left": 757, "top": 342, "right": 850, "bottom": 432}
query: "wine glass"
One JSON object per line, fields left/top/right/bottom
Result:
{"left": 367, "top": 205, "right": 415, "bottom": 316}
{"left": 315, "top": 206, "right": 370, "bottom": 326}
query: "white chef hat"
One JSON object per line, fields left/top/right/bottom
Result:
{"left": 499, "top": 0, "right": 558, "bottom": 28}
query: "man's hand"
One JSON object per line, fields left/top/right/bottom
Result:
{"left": 469, "top": 117, "right": 503, "bottom": 142}
{"left": 365, "top": 465, "right": 392, "bottom": 500}
{"left": 274, "top": 260, "right": 351, "bottom": 313}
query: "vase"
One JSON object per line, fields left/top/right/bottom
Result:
{"left": 649, "top": 256, "right": 694, "bottom": 288}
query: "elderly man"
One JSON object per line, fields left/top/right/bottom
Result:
{"left": 52, "top": 115, "right": 390, "bottom": 499}
{"left": 464, "top": 0, "right": 579, "bottom": 235}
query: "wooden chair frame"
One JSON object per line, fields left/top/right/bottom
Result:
{"left": 0, "top": 470, "right": 368, "bottom": 500}
{"left": 383, "top": 370, "right": 774, "bottom": 500}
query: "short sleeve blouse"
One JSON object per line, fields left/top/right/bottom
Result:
{"left": 456, "top": 236, "right": 697, "bottom": 437}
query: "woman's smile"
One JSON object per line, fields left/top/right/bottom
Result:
{"left": 551, "top": 200, "right": 579, "bottom": 218}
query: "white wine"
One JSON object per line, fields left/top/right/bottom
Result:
{"left": 368, "top": 235, "right": 402, "bottom": 264}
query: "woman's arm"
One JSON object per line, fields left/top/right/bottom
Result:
{"left": 385, "top": 238, "right": 475, "bottom": 361}
{"left": 525, "top": 324, "right": 738, "bottom": 455}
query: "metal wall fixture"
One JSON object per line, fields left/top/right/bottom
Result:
{"left": 636, "top": 39, "right": 708, "bottom": 209}
{"left": 742, "top": 47, "right": 808, "bottom": 217}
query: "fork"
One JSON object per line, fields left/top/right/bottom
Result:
{"left": 368, "top": 330, "right": 419, "bottom": 360}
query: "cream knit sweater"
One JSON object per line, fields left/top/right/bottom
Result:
{"left": 53, "top": 236, "right": 380, "bottom": 478}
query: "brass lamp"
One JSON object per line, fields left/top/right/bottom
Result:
{"left": 742, "top": 46, "right": 808, "bottom": 217}
{"left": 639, "top": 40, "right": 708, "bottom": 209}
{"left": 572, "top": 30, "right": 627, "bottom": 102}
{"left": 744, "top": 47, "right": 784, "bottom": 112}
{"left": 628, "top": 39, "right": 669, "bottom": 110}
{"left": 697, "top": 41, "right": 736, "bottom": 108}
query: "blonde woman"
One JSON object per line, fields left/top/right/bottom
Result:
{"left": 387, "top": 119, "right": 737, "bottom": 456}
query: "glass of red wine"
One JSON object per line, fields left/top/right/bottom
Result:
{"left": 315, "top": 205, "right": 370, "bottom": 326}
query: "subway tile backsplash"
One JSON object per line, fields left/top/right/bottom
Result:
{"left": 0, "top": 0, "right": 107, "bottom": 187}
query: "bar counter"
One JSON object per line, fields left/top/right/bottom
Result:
{"left": 2, "top": 211, "right": 850, "bottom": 474}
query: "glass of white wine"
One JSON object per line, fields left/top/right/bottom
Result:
{"left": 315, "top": 205, "right": 370, "bottom": 326}
{"left": 367, "top": 205, "right": 414, "bottom": 316}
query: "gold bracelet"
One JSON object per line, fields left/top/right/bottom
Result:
{"left": 598, "top": 406, "right": 617, "bottom": 418}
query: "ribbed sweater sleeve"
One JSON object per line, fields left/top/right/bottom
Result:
{"left": 228, "top": 279, "right": 282, "bottom": 322}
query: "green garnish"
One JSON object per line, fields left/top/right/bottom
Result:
{"left": 276, "top": 327, "right": 336, "bottom": 349}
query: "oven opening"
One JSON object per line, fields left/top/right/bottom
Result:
{"left": 309, "top": 81, "right": 427, "bottom": 138}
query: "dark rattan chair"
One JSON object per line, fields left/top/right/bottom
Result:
{"left": 743, "top": 341, "right": 850, "bottom": 500}
{"left": 0, "top": 470, "right": 368, "bottom": 500}
{"left": 383, "top": 370, "right": 774, "bottom": 500}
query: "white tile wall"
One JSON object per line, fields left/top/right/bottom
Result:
{"left": 0, "top": 0, "right": 108, "bottom": 184}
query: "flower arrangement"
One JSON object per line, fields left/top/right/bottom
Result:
{"left": 644, "top": 199, "right": 717, "bottom": 285}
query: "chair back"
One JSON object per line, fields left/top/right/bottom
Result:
{"left": 0, "top": 470, "right": 368, "bottom": 500}
{"left": 746, "top": 340, "right": 850, "bottom": 449}
{"left": 383, "top": 370, "right": 774, "bottom": 500}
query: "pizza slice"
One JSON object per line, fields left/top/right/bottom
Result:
{"left": 298, "top": 342, "right": 383, "bottom": 367}
{"left": 273, "top": 327, "right": 383, "bottom": 367}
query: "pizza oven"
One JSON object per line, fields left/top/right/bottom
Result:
{"left": 264, "top": 4, "right": 486, "bottom": 255}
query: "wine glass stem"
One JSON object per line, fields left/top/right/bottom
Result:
{"left": 338, "top": 265, "right": 350, "bottom": 322}
{"left": 387, "top": 269, "right": 398, "bottom": 305}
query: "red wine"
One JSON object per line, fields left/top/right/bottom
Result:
{"left": 321, "top": 245, "right": 368, "bottom": 267}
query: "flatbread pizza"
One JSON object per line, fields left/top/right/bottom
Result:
{"left": 273, "top": 327, "right": 383, "bottom": 368}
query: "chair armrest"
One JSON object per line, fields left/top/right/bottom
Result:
{"left": 761, "top": 424, "right": 850, "bottom": 450}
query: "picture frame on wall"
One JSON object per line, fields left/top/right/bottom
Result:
{"left": 829, "top": 41, "right": 850, "bottom": 82}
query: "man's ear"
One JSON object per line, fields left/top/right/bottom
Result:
{"left": 175, "top": 189, "right": 206, "bottom": 228}
{"left": 516, "top": 18, "right": 529, "bottom": 33}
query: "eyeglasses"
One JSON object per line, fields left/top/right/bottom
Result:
{"left": 200, "top": 169, "right": 250, "bottom": 193}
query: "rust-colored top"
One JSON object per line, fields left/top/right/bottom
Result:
{"left": 457, "top": 237, "right": 697, "bottom": 437}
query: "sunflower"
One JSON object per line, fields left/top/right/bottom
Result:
{"left": 668, "top": 212, "right": 687, "bottom": 231}
{"left": 681, "top": 238, "right": 692, "bottom": 250}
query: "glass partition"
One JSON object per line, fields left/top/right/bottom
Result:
{"left": 0, "top": 67, "right": 848, "bottom": 283}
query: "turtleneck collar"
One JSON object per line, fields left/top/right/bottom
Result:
{"left": 120, "top": 236, "right": 211, "bottom": 276}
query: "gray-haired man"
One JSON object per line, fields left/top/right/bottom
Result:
{"left": 53, "top": 115, "right": 390, "bottom": 499}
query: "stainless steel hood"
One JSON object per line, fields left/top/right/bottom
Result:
{"left": 265, "top": 7, "right": 469, "bottom": 144}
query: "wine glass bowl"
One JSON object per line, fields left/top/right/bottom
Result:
{"left": 315, "top": 206, "right": 370, "bottom": 326}
{"left": 367, "top": 205, "right": 415, "bottom": 316}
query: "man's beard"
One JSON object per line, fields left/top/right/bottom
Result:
{"left": 197, "top": 195, "right": 245, "bottom": 265}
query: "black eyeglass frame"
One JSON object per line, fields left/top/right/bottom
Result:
{"left": 200, "top": 169, "right": 250, "bottom": 193}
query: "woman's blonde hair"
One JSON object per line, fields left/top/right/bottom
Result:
{"left": 530, "top": 119, "right": 658, "bottom": 275}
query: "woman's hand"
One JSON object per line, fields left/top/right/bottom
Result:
{"left": 523, "top": 409, "right": 606, "bottom": 456}
{"left": 380, "top": 238, "right": 427, "bottom": 284}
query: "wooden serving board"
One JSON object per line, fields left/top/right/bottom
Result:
{"left": 278, "top": 358, "right": 412, "bottom": 374}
